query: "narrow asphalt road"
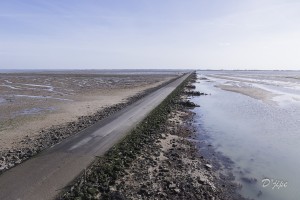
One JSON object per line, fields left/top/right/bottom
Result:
{"left": 0, "top": 73, "right": 190, "bottom": 200}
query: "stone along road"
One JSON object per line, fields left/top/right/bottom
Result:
{"left": 0, "top": 73, "right": 190, "bottom": 200}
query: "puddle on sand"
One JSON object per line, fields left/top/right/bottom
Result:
{"left": 13, "top": 107, "right": 56, "bottom": 117}
{"left": 13, "top": 95, "right": 73, "bottom": 101}
{"left": 191, "top": 71, "right": 300, "bottom": 200}
{"left": 0, "top": 97, "right": 6, "bottom": 105}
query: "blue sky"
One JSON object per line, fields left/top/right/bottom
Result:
{"left": 0, "top": 0, "right": 300, "bottom": 70}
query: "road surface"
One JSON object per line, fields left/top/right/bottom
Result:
{"left": 0, "top": 73, "right": 189, "bottom": 200}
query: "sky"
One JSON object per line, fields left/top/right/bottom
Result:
{"left": 0, "top": 0, "right": 300, "bottom": 70}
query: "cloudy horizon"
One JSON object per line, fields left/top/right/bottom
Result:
{"left": 1, "top": 0, "right": 300, "bottom": 70}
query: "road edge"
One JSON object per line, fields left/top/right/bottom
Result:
{"left": 59, "top": 72, "right": 193, "bottom": 199}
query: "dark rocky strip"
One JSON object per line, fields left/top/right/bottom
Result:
{"left": 178, "top": 100, "right": 200, "bottom": 107}
{"left": 185, "top": 85, "right": 196, "bottom": 89}
{"left": 184, "top": 91, "right": 208, "bottom": 96}
{"left": 60, "top": 72, "right": 246, "bottom": 200}
{"left": 0, "top": 75, "right": 182, "bottom": 174}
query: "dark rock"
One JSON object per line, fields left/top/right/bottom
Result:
{"left": 109, "top": 191, "right": 126, "bottom": 200}
{"left": 87, "top": 187, "right": 98, "bottom": 195}
{"left": 184, "top": 91, "right": 208, "bottom": 96}
{"left": 185, "top": 85, "right": 196, "bottom": 89}
{"left": 178, "top": 100, "right": 200, "bottom": 108}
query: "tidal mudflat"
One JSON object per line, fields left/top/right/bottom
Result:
{"left": 0, "top": 71, "right": 178, "bottom": 171}
{"left": 192, "top": 70, "right": 300, "bottom": 200}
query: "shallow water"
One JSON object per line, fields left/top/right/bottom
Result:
{"left": 192, "top": 71, "right": 300, "bottom": 200}
{"left": 0, "top": 98, "right": 6, "bottom": 104}
{"left": 13, "top": 95, "right": 73, "bottom": 101}
{"left": 13, "top": 107, "right": 56, "bottom": 117}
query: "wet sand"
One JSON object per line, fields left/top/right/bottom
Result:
{"left": 0, "top": 73, "right": 177, "bottom": 151}
{"left": 208, "top": 72, "right": 300, "bottom": 106}
{"left": 216, "top": 84, "right": 279, "bottom": 105}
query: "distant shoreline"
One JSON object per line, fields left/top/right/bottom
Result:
{"left": 0, "top": 69, "right": 188, "bottom": 74}
{"left": 1, "top": 69, "right": 299, "bottom": 75}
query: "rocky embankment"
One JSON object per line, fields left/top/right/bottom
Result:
{"left": 0, "top": 75, "right": 181, "bottom": 173}
{"left": 184, "top": 90, "right": 207, "bottom": 96}
{"left": 60, "top": 72, "right": 246, "bottom": 200}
